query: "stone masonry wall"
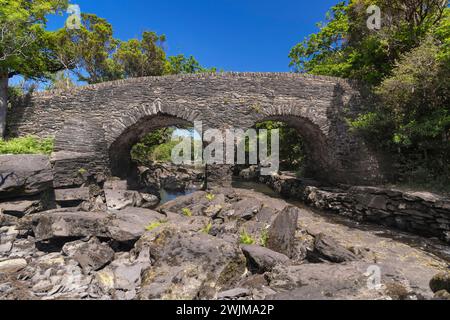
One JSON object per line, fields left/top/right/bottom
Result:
{"left": 7, "top": 73, "right": 382, "bottom": 185}
{"left": 250, "top": 172, "right": 450, "bottom": 244}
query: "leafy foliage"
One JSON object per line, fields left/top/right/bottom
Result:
{"left": 201, "top": 222, "right": 213, "bottom": 234}
{"left": 0, "top": 0, "right": 69, "bottom": 76}
{"left": 260, "top": 228, "right": 270, "bottom": 247}
{"left": 291, "top": 0, "right": 450, "bottom": 187}
{"left": 0, "top": 0, "right": 69, "bottom": 137}
{"left": 114, "top": 31, "right": 167, "bottom": 78}
{"left": 0, "top": 136, "right": 54, "bottom": 155}
{"left": 166, "top": 55, "right": 216, "bottom": 74}
{"left": 256, "top": 121, "right": 305, "bottom": 171}
{"left": 239, "top": 229, "right": 255, "bottom": 245}
{"left": 145, "top": 221, "right": 166, "bottom": 232}
{"left": 206, "top": 193, "right": 216, "bottom": 201}
{"left": 182, "top": 208, "right": 193, "bottom": 217}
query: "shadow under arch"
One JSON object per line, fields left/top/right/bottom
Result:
{"left": 108, "top": 114, "right": 193, "bottom": 181}
{"left": 254, "top": 115, "right": 337, "bottom": 184}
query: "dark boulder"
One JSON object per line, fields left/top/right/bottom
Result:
{"left": 430, "top": 272, "right": 450, "bottom": 294}
{"left": 136, "top": 223, "right": 246, "bottom": 300}
{"left": 63, "top": 237, "right": 115, "bottom": 273}
{"left": 0, "top": 155, "right": 53, "bottom": 200}
{"left": 266, "top": 206, "right": 299, "bottom": 257}
{"left": 241, "top": 245, "right": 290, "bottom": 273}
{"left": 310, "top": 234, "right": 358, "bottom": 263}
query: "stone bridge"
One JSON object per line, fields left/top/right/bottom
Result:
{"left": 7, "top": 72, "right": 384, "bottom": 187}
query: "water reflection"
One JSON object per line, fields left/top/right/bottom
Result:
{"left": 159, "top": 187, "right": 198, "bottom": 205}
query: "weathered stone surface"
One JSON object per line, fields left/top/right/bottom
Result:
{"left": 55, "top": 188, "right": 90, "bottom": 203}
{"left": 0, "top": 186, "right": 447, "bottom": 301}
{"left": 0, "top": 258, "right": 27, "bottom": 273}
{"left": 0, "top": 210, "right": 19, "bottom": 227}
{"left": 266, "top": 206, "right": 299, "bottom": 257}
{"left": 252, "top": 171, "right": 450, "bottom": 243}
{"left": 311, "top": 234, "right": 358, "bottom": 263}
{"left": 104, "top": 179, "right": 128, "bottom": 190}
{"left": 32, "top": 208, "right": 164, "bottom": 243}
{"left": 136, "top": 223, "right": 246, "bottom": 300}
{"left": 241, "top": 245, "right": 290, "bottom": 273}
{"left": 0, "top": 199, "right": 43, "bottom": 217}
{"left": 105, "top": 188, "right": 160, "bottom": 211}
{"left": 430, "top": 272, "right": 450, "bottom": 294}
{"left": 62, "top": 237, "right": 114, "bottom": 273}
{"left": 232, "top": 198, "right": 263, "bottom": 221}
{"left": 105, "top": 189, "right": 139, "bottom": 210}
{"left": 32, "top": 210, "right": 110, "bottom": 241}
{"left": 434, "top": 290, "right": 450, "bottom": 300}
{"left": 239, "top": 166, "right": 259, "bottom": 180}
{"left": 108, "top": 208, "right": 164, "bottom": 243}
{"left": 217, "top": 288, "right": 251, "bottom": 300}
{"left": 0, "top": 155, "right": 53, "bottom": 199}
{"left": 140, "top": 193, "right": 159, "bottom": 208}
{"left": 266, "top": 262, "right": 404, "bottom": 300}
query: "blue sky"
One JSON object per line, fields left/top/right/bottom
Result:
{"left": 46, "top": 0, "right": 338, "bottom": 72}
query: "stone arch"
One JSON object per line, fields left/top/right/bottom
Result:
{"left": 254, "top": 115, "right": 334, "bottom": 183}
{"left": 15, "top": 73, "right": 385, "bottom": 187}
{"left": 106, "top": 101, "right": 200, "bottom": 178}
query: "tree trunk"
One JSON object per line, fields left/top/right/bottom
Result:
{"left": 0, "top": 73, "right": 8, "bottom": 138}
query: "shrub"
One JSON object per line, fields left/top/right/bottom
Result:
{"left": 201, "top": 222, "right": 213, "bottom": 235}
{"left": 260, "top": 228, "right": 270, "bottom": 247}
{"left": 182, "top": 208, "right": 193, "bottom": 217}
{"left": 240, "top": 229, "right": 255, "bottom": 245}
{"left": 145, "top": 220, "right": 168, "bottom": 232}
{"left": 206, "top": 193, "right": 215, "bottom": 201}
{"left": 0, "top": 136, "right": 54, "bottom": 155}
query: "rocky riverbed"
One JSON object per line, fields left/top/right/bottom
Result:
{"left": 1, "top": 186, "right": 449, "bottom": 300}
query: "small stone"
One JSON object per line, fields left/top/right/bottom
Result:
{"left": 430, "top": 272, "right": 450, "bottom": 293}
{"left": 0, "top": 258, "right": 27, "bottom": 273}
{"left": 96, "top": 269, "right": 116, "bottom": 291}
{"left": 55, "top": 187, "right": 90, "bottom": 203}
{"left": 434, "top": 290, "right": 450, "bottom": 300}
{"left": 32, "top": 280, "right": 53, "bottom": 293}
{"left": 310, "top": 234, "right": 358, "bottom": 263}
{"left": 217, "top": 288, "right": 250, "bottom": 300}
{"left": 63, "top": 237, "right": 114, "bottom": 273}
{"left": 241, "top": 245, "right": 290, "bottom": 273}
{"left": 0, "top": 242, "right": 13, "bottom": 254}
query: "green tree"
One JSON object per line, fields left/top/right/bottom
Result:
{"left": 256, "top": 121, "right": 305, "bottom": 171}
{"left": 58, "top": 13, "right": 122, "bottom": 84}
{"left": 0, "top": 0, "right": 69, "bottom": 137}
{"left": 166, "top": 54, "right": 216, "bottom": 74}
{"left": 114, "top": 31, "right": 167, "bottom": 78}
{"left": 289, "top": 0, "right": 448, "bottom": 84}
{"left": 292, "top": 0, "right": 450, "bottom": 186}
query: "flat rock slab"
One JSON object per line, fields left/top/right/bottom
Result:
{"left": 63, "top": 237, "right": 115, "bottom": 273}
{"left": 217, "top": 288, "right": 251, "bottom": 300}
{"left": 241, "top": 245, "right": 290, "bottom": 273}
{"left": 105, "top": 189, "right": 139, "bottom": 210}
{"left": 267, "top": 263, "right": 372, "bottom": 300}
{"left": 55, "top": 188, "right": 90, "bottom": 203}
{"left": 0, "top": 259, "right": 27, "bottom": 273}
{"left": 312, "top": 234, "right": 358, "bottom": 263}
{"left": 0, "top": 199, "right": 43, "bottom": 217}
{"left": 32, "top": 208, "right": 165, "bottom": 243}
{"left": 0, "top": 155, "right": 53, "bottom": 200}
